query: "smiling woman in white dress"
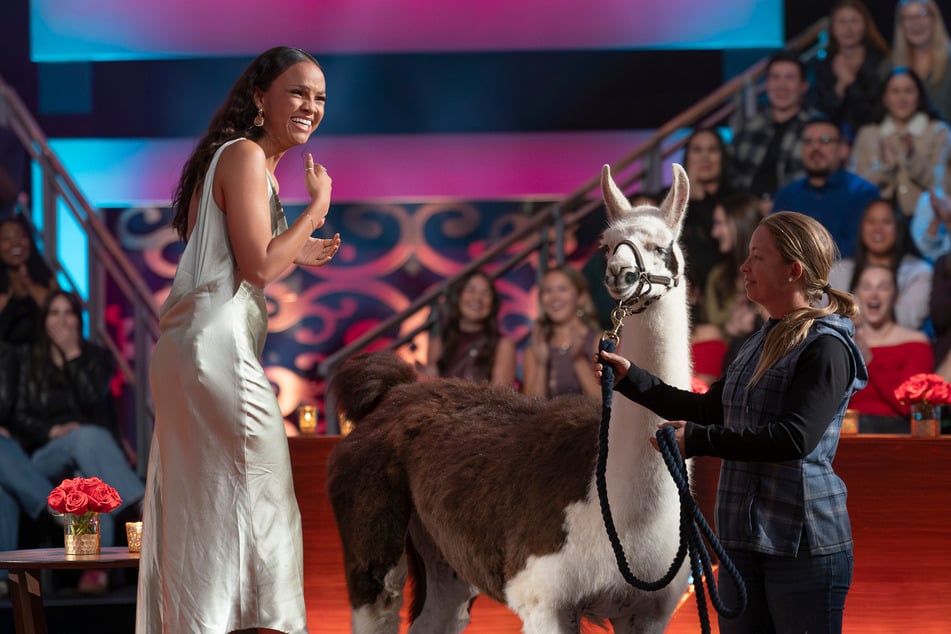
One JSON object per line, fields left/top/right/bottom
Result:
{"left": 136, "top": 47, "right": 341, "bottom": 634}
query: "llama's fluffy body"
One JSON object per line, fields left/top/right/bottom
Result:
{"left": 328, "top": 164, "right": 693, "bottom": 633}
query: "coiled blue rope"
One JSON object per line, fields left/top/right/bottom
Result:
{"left": 596, "top": 337, "right": 747, "bottom": 633}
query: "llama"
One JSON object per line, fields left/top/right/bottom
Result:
{"left": 327, "top": 163, "right": 692, "bottom": 634}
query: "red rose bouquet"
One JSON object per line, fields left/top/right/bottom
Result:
{"left": 48, "top": 476, "right": 123, "bottom": 535}
{"left": 894, "top": 373, "right": 951, "bottom": 406}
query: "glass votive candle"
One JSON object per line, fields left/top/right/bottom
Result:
{"left": 126, "top": 521, "right": 143, "bottom": 553}
{"left": 298, "top": 405, "right": 317, "bottom": 434}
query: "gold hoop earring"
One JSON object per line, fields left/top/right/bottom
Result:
{"left": 253, "top": 107, "right": 264, "bottom": 127}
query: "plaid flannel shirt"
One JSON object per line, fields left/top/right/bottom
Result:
{"left": 715, "top": 314, "right": 867, "bottom": 556}
{"left": 730, "top": 108, "right": 815, "bottom": 195}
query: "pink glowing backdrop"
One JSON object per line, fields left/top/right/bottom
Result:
{"left": 32, "top": 0, "right": 781, "bottom": 61}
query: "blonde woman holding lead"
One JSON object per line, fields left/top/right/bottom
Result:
{"left": 598, "top": 212, "right": 868, "bottom": 634}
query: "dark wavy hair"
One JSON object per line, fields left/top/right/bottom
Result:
{"left": 847, "top": 198, "right": 923, "bottom": 292}
{"left": 0, "top": 214, "right": 54, "bottom": 293}
{"left": 170, "top": 47, "right": 322, "bottom": 241}
{"left": 871, "top": 67, "right": 942, "bottom": 123}
{"left": 682, "top": 127, "right": 733, "bottom": 196}
{"left": 437, "top": 271, "right": 502, "bottom": 379}
{"left": 710, "top": 191, "right": 762, "bottom": 303}
{"left": 28, "top": 289, "right": 85, "bottom": 391}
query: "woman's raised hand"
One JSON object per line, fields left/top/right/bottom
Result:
{"left": 303, "top": 152, "right": 332, "bottom": 204}
{"left": 294, "top": 233, "right": 341, "bottom": 267}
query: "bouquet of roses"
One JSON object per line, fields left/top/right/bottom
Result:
{"left": 894, "top": 373, "right": 951, "bottom": 406}
{"left": 48, "top": 476, "right": 123, "bottom": 534}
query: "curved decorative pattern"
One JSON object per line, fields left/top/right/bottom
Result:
{"left": 105, "top": 199, "right": 607, "bottom": 425}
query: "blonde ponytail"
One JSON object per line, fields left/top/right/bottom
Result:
{"left": 749, "top": 212, "right": 857, "bottom": 386}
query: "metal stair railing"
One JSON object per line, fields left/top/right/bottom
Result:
{"left": 318, "top": 17, "right": 828, "bottom": 432}
{"left": 0, "top": 75, "right": 160, "bottom": 473}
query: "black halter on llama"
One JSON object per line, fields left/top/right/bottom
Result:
{"left": 327, "top": 164, "right": 692, "bottom": 634}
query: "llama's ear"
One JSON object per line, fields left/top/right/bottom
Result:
{"left": 601, "top": 164, "right": 631, "bottom": 224}
{"left": 659, "top": 163, "right": 689, "bottom": 233}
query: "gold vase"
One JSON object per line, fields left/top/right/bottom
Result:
{"left": 64, "top": 511, "right": 101, "bottom": 555}
{"left": 910, "top": 402, "right": 940, "bottom": 438}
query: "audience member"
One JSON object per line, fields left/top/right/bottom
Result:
{"left": 421, "top": 270, "right": 517, "bottom": 387}
{"left": 730, "top": 50, "right": 815, "bottom": 202}
{"left": 522, "top": 264, "right": 601, "bottom": 399}
{"left": 809, "top": 0, "right": 890, "bottom": 140}
{"left": 0, "top": 342, "right": 56, "bottom": 598}
{"left": 0, "top": 215, "right": 57, "bottom": 345}
{"left": 8, "top": 290, "right": 144, "bottom": 592}
{"left": 890, "top": 0, "right": 951, "bottom": 120}
{"left": 851, "top": 67, "right": 950, "bottom": 217}
{"left": 849, "top": 264, "right": 933, "bottom": 432}
{"left": 688, "top": 283, "right": 728, "bottom": 386}
{"left": 930, "top": 251, "right": 951, "bottom": 372}
{"left": 830, "top": 199, "right": 932, "bottom": 329}
{"left": 910, "top": 187, "right": 951, "bottom": 260}
{"left": 772, "top": 116, "right": 880, "bottom": 257}
{"left": 705, "top": 191, "right": 763, "bottom": 332}
{"left": 679, "top": 127, "right": 734, "bottom": 291}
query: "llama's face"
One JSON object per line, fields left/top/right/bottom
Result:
{"left": 598, "top": 164, "right": 688, "bottom": 305}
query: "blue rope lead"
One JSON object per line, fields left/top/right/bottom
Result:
{"left": 596, "top": 337, "right": 747, "bottom": 633}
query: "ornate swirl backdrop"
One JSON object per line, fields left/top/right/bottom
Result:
{"left": 105, "top": 199, "right": 607, "bottom": 431}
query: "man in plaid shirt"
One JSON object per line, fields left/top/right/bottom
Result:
{"left": 731, "top": 50, "right": 816, "bottom": 205}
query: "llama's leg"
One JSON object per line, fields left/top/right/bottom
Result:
{"left": 610, "top": 614, "right": 669, "bottom": 634}
{"left": 351, "top": 558, "right": 407, "bottom": 634}
{"left": 406, "top": 516, "right": 479, "bottom": 634}
{"left": 518, "top": 606, "right": 579, "bottom": 634}
{"left": 329, "top": 445, "right": 413, "bottom": 634}
{"left": 609, "top": 581, "right": 685, "bottom": 634}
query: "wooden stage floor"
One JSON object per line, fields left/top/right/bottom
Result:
{"left": 292, "top": 435, "right": 951, "bottom": 633}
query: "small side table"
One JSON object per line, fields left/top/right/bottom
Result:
{"left": 0, "top": 547, "right": 140, "bottom": 634}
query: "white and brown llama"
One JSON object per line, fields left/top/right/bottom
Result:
{"left": 327, "top": 163, "right": 693, "bottom": 633}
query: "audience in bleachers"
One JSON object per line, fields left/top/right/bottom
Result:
{"left": 890, "top": 0, "right": 951, "bottom": 120}
{"left": 522, "top": 265, "right": 601, "bottom": 399}
{"left": 420, "top": 269, "right": 517, "bottom": 387}
{"left": 849, "top": 264, "right": 933, "bottom": 432}
{"left": 730, "top": 50, "right": 816, "bottom": 204}
{"left": 0, "top": 214, "right": 57, "bottom": 346}
{"left": 772, "top": 116, "right": 880, "bottom": 257}
{"left": 809, "top": 0, "right": 890, "bottom": 141}
{"left": 829, "top": 199, "right": 932, "bottom": 329}
{"left": 679, "top": 127, "right": 735, "bottom": 292}
{"left": 851, "top": 67, "right": 950, "bottom": 217}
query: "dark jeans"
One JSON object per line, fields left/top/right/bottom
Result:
{"left": 717, "top": 547, "right": 853, "bottom": 634}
